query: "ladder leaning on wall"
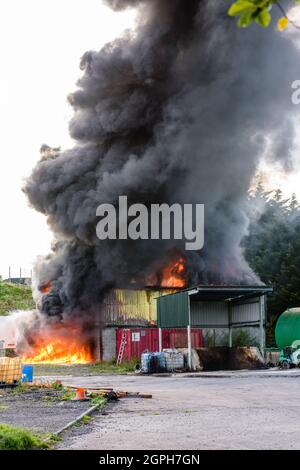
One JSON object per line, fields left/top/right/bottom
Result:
{"left": 117, "top": 332, "right": 128, "bottom": 365}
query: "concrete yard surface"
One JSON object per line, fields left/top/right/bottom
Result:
{"left": 0, "top": 386, "right": 93, "bottom": 434}
{"left": 52, "top": 372, "right": 300, "bottom": 450}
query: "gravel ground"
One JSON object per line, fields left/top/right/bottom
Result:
{"left": 0, "top": 387, "right": 93, "bottom": 434}
{"left": 50, "top": 372, "right": 300, "bottom": 450}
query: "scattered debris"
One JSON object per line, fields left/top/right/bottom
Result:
{"left": 29, "top": 380, "right": 153, "bottom": 401}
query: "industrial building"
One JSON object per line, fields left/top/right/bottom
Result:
{"left": 157, "top": 285, "right": 273, "bottom": 369}
{"left": 97, "top": 285, "right": 272, "bottom": 364}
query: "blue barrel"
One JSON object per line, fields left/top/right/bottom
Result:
{"left": 154, "top": 352, "right": 166, "bottom": 371}
{"left": 141, "top": 352, "right": 166, "bottom": 373}
{"left": 141, "top": 353, "right": 153, "bottom": 373}
{"left": 22, "top": 365, "right": 33, "bottom": 383}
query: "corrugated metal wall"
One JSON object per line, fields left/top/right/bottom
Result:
{"left": 157, "top": 291, "right": 189, "bottom": 328}
{"left": 191, "top": 301, "right": 228, "bottom": 327}
{"left": 157, "top": 294, "right": 262, "bottom": 329}
{"left": 115, "top": 328, "right": 203, "bottom": 360}
{"left": 101, "top": 288, "right": 177, "bottom": 326}
{"left": 231, "top": 298, "right": 260, "bottom": 325}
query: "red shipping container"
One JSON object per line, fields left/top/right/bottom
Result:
{"left": 116, "top": 327, "right": 202, "bottom": 361}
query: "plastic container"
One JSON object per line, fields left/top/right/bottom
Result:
{"left": 141, "top": 352, "right": 155, "bottom": 373}
{"left": 22, "top": 365, "right": 33, "bottom": 383}
{"left": 163, "top": 349, "right": 184, "bottom": 371}
{"left": 0, "top": 357, "right": 22, "bottom": 384}
{"left": 153, "top": 352, "right": 166, "bottom": 371}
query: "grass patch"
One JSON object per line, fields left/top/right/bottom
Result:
{"left": 11, "top": 383, "right": 42, "bottom": 395}
{"left": 60, "top": 389, "right": 75, "bottom": 401}
{"left": 34, "top": 359, "right": 139, "bottom": 377}
{"left": 90, "top": 394, "right": 107, "bottom": 407}
{"left": 0, "top": 281, "right": 35, "bottom": 316}
{"left": 50, "top": 380, "right": 63, "bottom": 389}
{"left": 89, "top": 359, "right": 139, "bottom": 374}
{"left": 11, "top": 383, "right": 34, "bottom": 394}
{"left": 74, "top": 415, "right": 92, "bottom": 427}
{"left": 10, "top": 383, "right": 72, "bottom": 402}
{"left": 0, "top": 423, "right": 49, "bottom": 450}
{"left": 81, "top": 415, "right": 91, "bottom": 425}
{"left": 47, "top": 433, "right": 61, "bottom": 443}
{"left": 75, "top": 397, "right": 107, "bottom": 427}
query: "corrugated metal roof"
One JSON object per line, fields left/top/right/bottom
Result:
{"left": 160, "top": 285, "right": 273, "bottom": 301}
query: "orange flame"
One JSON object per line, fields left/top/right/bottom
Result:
{"left": 41, "top": 282, "right": 51, "bottom": 294}
{"left": 161, "top": 257, "right": 186, "bottom": 288}
{"left": 22, "top": 325, "right": 93, "bottom": 364}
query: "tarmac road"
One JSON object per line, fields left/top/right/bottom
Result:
{"left": 51, "top": 371, "right": 300, "bottom": 450}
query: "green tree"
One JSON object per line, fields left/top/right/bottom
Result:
{"left": 243, "top": 189, "right": 300, "bottom": 345}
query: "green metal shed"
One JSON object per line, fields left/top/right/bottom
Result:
{"left": 157, "top": 285, "right": 273, "bottom": 369}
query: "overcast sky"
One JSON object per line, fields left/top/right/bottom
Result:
{"left": 0, "top": 1, "right": 299, "bottom": 279}
{"left": 0, "top": 0, "right": 136, "bottom": 279}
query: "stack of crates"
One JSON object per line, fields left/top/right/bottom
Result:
{"left": 0, "top": 348, "right": 22, "bottom": 386}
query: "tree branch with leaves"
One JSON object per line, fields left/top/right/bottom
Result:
{"left": 228, "top": 0, "right": 300, "bottom": 30}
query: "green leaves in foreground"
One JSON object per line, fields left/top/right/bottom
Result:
{"left": 228, "top": 1, "right": 272, "bottom": 28}
{"left": 228, "top": 0, "right": 300, "bottom": 29}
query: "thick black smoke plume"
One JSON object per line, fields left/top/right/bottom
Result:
{"left": 24, "top": 0, "right": 300, "bottom": 317}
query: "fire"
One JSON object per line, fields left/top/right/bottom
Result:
{"left": 41, "top": 282, "right": 51, "bottom": 294}
{"left": 22, "top": 325, "right": 93, "bottom": 364}
{"left": 161, "top": 257, "right": 186, "bottom": 288}
{"left": 24, "top": 340, "right": 92, "bottom": 364}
